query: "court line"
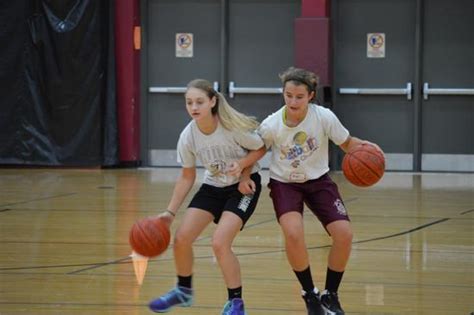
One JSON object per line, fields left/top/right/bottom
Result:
{"left": 460, "top": 208, "right": 474, "bottom": 215}
{"left": 0, "top": 301, "right": 304, "bottom": 313}
{"left": 66, "top": 256, "right": 132, "bottom": 275}
{"left": 2, "top": 269, "right": 473, "bottom": 291}
{"left": 0, "top": 193, "right": 77, "bottom": 209}
{"left": 233, "top": 219, "right": 451, "bottom": 256}
{"left": 193, "top": 198, "right": 358, "bottom": 243}
{"left": 0, "top": 259, "right": 134, "bottom": 272}
{"left": 0, "top": 203, "right": 467, "bottom": 274}
{"left": 193, "top": 217, "right": 277, "bottom": 244}
{"left": 3, "top": 206, "right": 471, "bottom": 222}
{"left": 66, "top": 218, "right": 280, "bottom": 274}
{"left": 0, "top": 212, "right": 458, "bottom": 273}
{"left": 67, "top": 200, "right": 361, "bottom": 273}
{"left": 351, "top": 218, "right": 450, "bottom": 244}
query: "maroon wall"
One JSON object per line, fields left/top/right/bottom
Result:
{"left": 115, "top": 0, "right": 141, "bottom": 164}
{"left": 295, "top": 0, "right": 331, "bottom": 86}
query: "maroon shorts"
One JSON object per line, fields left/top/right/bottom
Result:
{"left": 267, "top": 173, "right": 350, "bottom": 227}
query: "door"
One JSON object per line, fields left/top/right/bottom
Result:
{"left": 333, "top": 0, "right": 417, "bottom": 171}
{"left": 143, "top": 0, "right": 300, "bottom": 167}
{"left": 144, "top": 0, "right": 221, "bottom": 166}
{"left": 333, "top": 0, "right": 474, "bottom": 172}
{"left": 421, "top": 0, "right": 474, "bottom": 171}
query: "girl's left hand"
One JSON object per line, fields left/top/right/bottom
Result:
{"left": 238, "top": 177, "right": 256, "bottom": 195}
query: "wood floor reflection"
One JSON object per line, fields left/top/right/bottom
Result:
{"left": 0, "top": 168, "right": 472, "bottom": 314}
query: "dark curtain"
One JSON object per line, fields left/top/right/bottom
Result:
{"left": 0, "top": 0, "right": 118, "bottom": 166}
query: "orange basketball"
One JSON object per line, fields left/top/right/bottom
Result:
{"left": 129, "top": 217, "right": 170, "bottom": 257}
{"left": 342, "top": 143, "right": 385, "bottom": 187}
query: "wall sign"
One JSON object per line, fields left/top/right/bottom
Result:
{"left": 176, "top": 33, "right": 193, "bottom": 58}
{"left": 367, "top": 33, "right": 385, "bottom": 58}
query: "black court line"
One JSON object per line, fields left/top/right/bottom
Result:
{"left": 234, "top": 217, "right": 452, "bottom": 256}
{"left": 244, "top": 217, "right": 277, "bottom": 229}
{"left": 194, "top": 198, "right": 359, "bottom": 244}
{"left": 0, "top": 198, "right": 361, "bottom": 215}
{"left": 460, "top": 208, "right": 474, "bottom": 215}
{"left": 0, "top": 301, "right": 304, "bottom": 313}
{"left": 344, "top": 197, "right": 359, "bottom": 203}
{"left": 351, "top": 218, "right": 450, "bottom": 245}
{"left": 68, "top": 217, "right": 280, "bottom": 274}
{"left": 0, "top": 192, "right": 77, "bottom": 209}
{"left": 0, "top": 264, "right": 99, "bottom": 272}
{"left": 194, "top": 217, "right": 277, "bottom": 244}
{"left": 67, "top": 256, "right": 131, "bottom": 275}
{"left": 0, "top": 207, "right": 466, "bottom": 273}
{"left": 97, "top": 186, "right": 115, "bottom": 189}
{"left": 0, "top": 214, "right": 453, "bottom": 273}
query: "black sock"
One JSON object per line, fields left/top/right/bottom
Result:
{"left": 294, "top": 266, "right": 315, "bottom": 294}
{"left": 177, "top": 275, "right": 192, "bottom": 289}
{"left": 228, "top": 286, "right": 242, "bottom": 300}
{"left": 325, "top": 268, "right": 344, "bottom": 293}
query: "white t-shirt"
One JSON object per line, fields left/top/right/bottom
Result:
{"left": 177, "top": 120, "right": 264, "bottom": 187}
{"left": 258, "top": 104, "right": 349, "bottom": 183}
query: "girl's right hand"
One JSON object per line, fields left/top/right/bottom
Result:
{"left": 156, "top": 211, "right": 175, "bottom": 227}
{"left": 238, "top": 177, "right": 256, "bottom": 195}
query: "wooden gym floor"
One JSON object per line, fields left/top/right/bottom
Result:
{"left": 0, "top": 168, "right": 472, "bottom": 314}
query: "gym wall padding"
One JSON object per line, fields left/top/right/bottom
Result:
{"left": 0, "top": 0, "right": 118, "bottom": 166}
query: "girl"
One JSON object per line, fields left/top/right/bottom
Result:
{"left": 229, "top": 67, "right": 383, "bottom": 315}
{"left": 149, "top": 79, "right": 264, "bottom": 315}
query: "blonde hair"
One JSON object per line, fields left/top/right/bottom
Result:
{"left": 186, "top": 79, "right": 259, "bottom": 132}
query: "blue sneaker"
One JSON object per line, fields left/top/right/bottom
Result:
{"left": 149, "top": 286, "right": 193, "bottom": 313}
{"left": 221, "top": 298, "right": 246, "bottom": 315}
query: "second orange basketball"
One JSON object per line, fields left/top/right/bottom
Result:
{"left": 129, "top": 217, "right": 171, "bottom": 258}
{"left": 342, "top": 143, "right": 385, "bottom": 187}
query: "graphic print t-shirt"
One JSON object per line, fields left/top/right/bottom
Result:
{"left": 258, "top": 104, "right": 349, "bottom": 183}
{"left": 177, "top": 121, "right": 264, "bottom": 187}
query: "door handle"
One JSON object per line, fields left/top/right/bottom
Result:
{"left": 339, "top": 82, "right": 412, "bottom": 100}
{"left": 228, "top": 81, "right": 282, "bottom": 98}
{"left": 423, "top": 83, "right": 474, "bottom": 100}
{"left": 149, "top": 81, "right": 219, "bottom": 93}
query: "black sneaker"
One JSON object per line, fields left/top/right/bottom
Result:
{"left": 302, "top": 288, "right": 325, "bottom": 315}
{"left": 320, "top": 290, "right": 345, "bottom": 315}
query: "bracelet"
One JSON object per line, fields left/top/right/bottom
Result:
{"left": 165, "top": 209, "right": 176, "bottom": 217}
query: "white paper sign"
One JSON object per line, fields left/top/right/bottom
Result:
{"left": 176, "top": 33, "right": 193, "bottom": 58}
{"left": 367, "top": 33, "right": 385, "bottom": 58}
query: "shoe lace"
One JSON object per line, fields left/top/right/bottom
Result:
{"left": 222, "top": 300, "right": 232, "bottom": 312}
{"left": 222, "top": 300, "right": 240, "bottom": 315}
{"left": 162, "top": 288, "right": 186, "bottom": 303}
{"left": 326, "top": 292, "right": 342, "bottom": 309}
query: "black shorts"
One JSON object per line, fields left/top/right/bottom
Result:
{"left": 188, "top": 172, "right": 261, "bottom": 229}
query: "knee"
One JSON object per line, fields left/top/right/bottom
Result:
{"left": 173, "top": 231, "right": 192, "bottom": 250}
{"left": 332, "top": 228, "right": 353, "bottom": 247}
{"left": 284, "top": 228, "right": 304, "bottom": 246}
{"left": 211, "top": 237, "right": 231, "bottom": 258}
